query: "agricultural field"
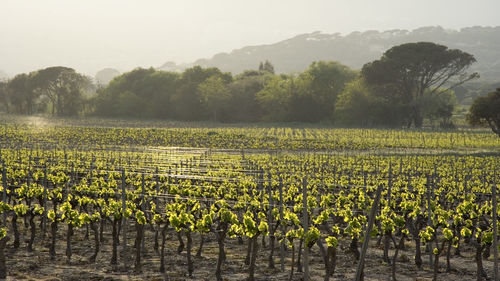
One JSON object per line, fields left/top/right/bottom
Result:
{"left": 0, "top": 115, "right": 499, "bottom": 281}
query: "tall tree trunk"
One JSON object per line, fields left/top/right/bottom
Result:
{"left": 413, "top": 106, "right": 423, "bottom": 128}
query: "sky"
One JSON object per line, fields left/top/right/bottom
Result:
{"left": 1, "top": 0, "right": 499, "bottom": 76}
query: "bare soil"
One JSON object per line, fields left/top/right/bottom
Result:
{"left": 4, "top": 222, "right": 496, "bottom": 281}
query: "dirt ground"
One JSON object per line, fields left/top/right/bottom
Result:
{"left": 4, "top": 223, "right": 497, "bottom": 281}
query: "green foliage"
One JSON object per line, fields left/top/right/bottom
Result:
{"left": 0, "top": 202, "right": 12, "bottom": 212}
{"left": 172, "top": 66, "right": 231, "bottom": 121}
{"left": 135, "top": 210, "right": 146, "bottom": 225}
{"left": 198, "top": 76, "right": 231, "bottom": 122}
{"left": 335, "top": 78, "right": 379, "bottom": 126}
{"left": 300, "top": 61, "right": 357, "bottom": 121}
{"left": 304, "top": 226, "right": 320, "bottom": 248}
{"left": 460, "top": 227, "right": 472, "bottom": 238}
{"left": 13, "top": 204, "right": 28, "bottom": 216}
{"left": 4, "top": 73, "right": 40, "bottom": 115}
{"left": 94, "top": 68, "right": 179, "bottom": 118}
{"left": 419, "top": 226, "right": 435, "bottom": 242}
{"left": 443, "top": 227, "right": 453, "bottom": 240}
{"left": 90, "top": 60, "right": 358, "bottom": 123}
{"left": 325, "top": 236, "right": 338, "bottom": 248}
{"left": 256, "top": 75, "right": 293, "bottom": 122}
{"left": 362, "top": 42, "right": 477, "bottom": 128}
{"left": 225, "top": 71, "right": 268, "bottom": 122}
{"left": 467, "top": 88, "right": 500, "bottom": 137}
{"left": 0, "top": 120, "right": 498, "bottom": 279}
{"left": 258, "top": 60, "right": 275, "bottom": 74}
{"left": 48, "top": 210, "right": 57, "bottom": 222}
{"left": 32, "top": 66, "right": 92, "bottom": 116}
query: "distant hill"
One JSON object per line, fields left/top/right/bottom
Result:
{"left": 159, "top": 26, "right": 500, "bottom": 81}
{"left": 95, "top": 68, "right": 121, "bottom": 86}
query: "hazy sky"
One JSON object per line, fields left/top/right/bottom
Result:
{"left": 1, "top": 0, "right": 499, "bottom": 76}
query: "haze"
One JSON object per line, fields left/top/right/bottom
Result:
{"left": 1, "top": 0, "right": 499, "bottom": 76}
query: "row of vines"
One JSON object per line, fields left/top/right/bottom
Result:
{"left": 0, "top": 143, "right": 498, "bottom": 280}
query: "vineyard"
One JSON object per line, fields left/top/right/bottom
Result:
{"left": 0, "top": 116, "right": 499, "bottom": 281}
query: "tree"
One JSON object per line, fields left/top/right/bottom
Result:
{"left": 259, "top": 60, "right": 275, "bottom": 74}
{"left": 32, "top": 66, "right": 91, "bottom": 116}
{"left": 172, "top": 66, "right": 231, "bottom": 121}
{"left": 467, "top": 88, "right": 500, "bottom": 137}
{"left": 5, "top": 73, "right": 39, "bottom": 114}
{"left": 299, "top": 61, "right": 357, "bottom": 121}
{"left": 256, "top": 75, "right": 293, "bottom": 122}
{"left": 0, "top": 81, "right": 9, "bottom": 112}
{"left": 419, "top": 89, "right": 456, "bottom": 128}
{"left": 225, "top": 71, "right": 269, "bottom": 122}
{"left": 335, "top": 79, "right": 377, "bottom": 126}
{"left": 335, "top": 78, "right": 408, "bottom": 127}
{"left": 59, "top": 72, "right": 93, "bottom": 116}
{"left": 94, "top": 68, "right": 179, "bottom": 118}
{"left": 362, "top": 42, "right": 478, "bottom": 128}
{"left": 198, "top": 76, "right": 231, "bottom": 122}
{"left": 31, "top": 66, "right": 71, "bottom": 115}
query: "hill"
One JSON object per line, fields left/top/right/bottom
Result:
{"left": 160, "top": 26, "right": 500, "bottom": 81}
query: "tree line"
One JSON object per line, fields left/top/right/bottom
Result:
{"left": 0, "top": 67, "right": 93, "bottom": 116}
{"left": 0, "top": 42, "right": 487, "bottom": 128}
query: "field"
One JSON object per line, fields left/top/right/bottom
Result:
{"left": 0, "top": 115, "right": 499, "bottom": 281}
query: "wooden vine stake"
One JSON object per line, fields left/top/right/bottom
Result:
{"left": 302, "top": 177, "right": 309, "bottom": 281}
{"left": 141, "top": 173, "right": 146, "bottom": 253}
{"left": 121, "top": 169, "right": 128, "bottom": 268}
{"left": 279, "top": 177, "right": 285, "bottom": 272}
{"left": 426, "top": 175, "right": 434, "bottom": 267}
{"left": 268, "top": 172, "right": 275, "bottom": 269}
{"left": 493, "top": 170, "right": 498, "bottom": 281}
{"left": 2, "top": 165, "right": 6, "bottom": 226}
{"left": 355, "top": 184, "right": 383, "bottom": 281}
{"left": 42, "top": 166, "right": 48, "bottom": 238}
